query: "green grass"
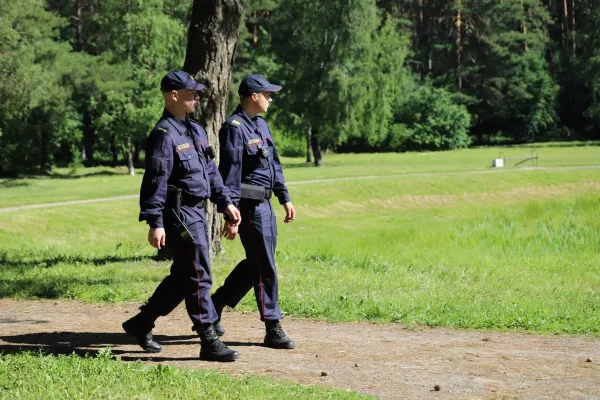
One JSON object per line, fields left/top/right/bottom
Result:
{"left": 0, "top": 350, "right": 370, "bottom": 400}
{"left": 1, "top": 142, "right": 598, "bottom": 208}
{"left": 272, "top": 195, "right": 600, "bottom": 333}
{"left": 279, "top": 142, "right": 600, "bottom": 181}
{"left": 0, "top": 144, "right": 598, "bottom": 399}
{"left": 0, "top": 144, "right": 599, "bottom": 336}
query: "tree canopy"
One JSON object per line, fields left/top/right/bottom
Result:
{"left": 0, "top": 0, "right": 598, "bottom": 175}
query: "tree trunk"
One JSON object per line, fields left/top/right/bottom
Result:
{"left": 306, "top": 125, "right": 312, "bottom": 163}
{"left": 562, "top": 0, "right": 569, "bottom": 55}
{"left": 521, "top": 0, "right": 528, "bottom": 51}
{"left": 183, "top": 0, "right": 243, "bottom": 255}
{"left": 253, "top": 10, "right": 258, "bottom": 43}
{"left": 310, "top": 127, "right": 323, "bottom": 167}
{"left": 126, "top": 136, "right": 135, "bottom": 176}
{"left": 75, "top": 0, "right": 84, "bottom": 52}
{"left": 82, "top": 109, "right": 94, "bottom": 167}
{"left": 571, "top": 0, "right": 575, "bottom": 57}
{"left": 110, "top": 134, "right": 118, "bottom": 167}
{"left": 133, "top": 141, "right": 140, "bottom": 164}
{"left": 76, "top": 1, "right": 94, "bottom": 167}
{"left": 456, "top": 0, "right": 462, "bottom": 90}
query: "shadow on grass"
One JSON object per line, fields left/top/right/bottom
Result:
{"left": 0, "top": 332, "right": 263, "bottom": 362}
{"left": 0, "top": 254, "right": 164, "bottom": 299}
{"left": 477, "top": 140, "right": 600, "bottom": 149}
{"left": 0, "top": 332, "right": 200, "bottom": 361}
{"left": 45, "top": 170, "right": 128, "bottom": 179}
{"left": 0, "top": 180, "right": 30, "bottom": 188}
{"left": 0, "top": 254, "right": 151, "bottom": 269}
{"left": 0, "top": 254, "right": 156, "bottom": 299}
{"left": 537, "top": 141, "right": 600, "bottom": 148}
{"left": 0, "top": 277, "right": 117, "bottom": 298}
{"left": 280, "top": 161, "right": 315, "bottom": 169}
{"left": 0, "top": 170, "right": 129, "bottom": 182}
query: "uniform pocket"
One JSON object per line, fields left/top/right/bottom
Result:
{"left": 243, "top": 135, "right": 262, "bottom": 169}
{"left": 244, "top": 143, "right": 260, "bottom": 156}
{"left": 177, "top": 149, "right": 202, "bottom": 174}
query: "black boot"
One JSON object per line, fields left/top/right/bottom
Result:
{"left": 214, "top": 321, "right": 225, "bottom": 336}
{"left": 122, "top": 312, "right": 162, "bottom": 353}
{"left": 214, "top": 304, "right": 225, "bottom": 336}
{"left": 198, "top": 324, "right": 239, "bottom": 362}
{"left": 264, "top": 320, "right": 295, "bottom": 349}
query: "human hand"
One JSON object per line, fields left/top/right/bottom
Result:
{"left": 283, "top": 202, "right": 296, "bottom": 223}
{"left": 225, "top": 204, "right": 241, "bottom": 226}
{"left": 148, "top": 227, "right": 166, "bottom": 249}
{"left": 221, "top": 221, "right": 238, "bottom": 240}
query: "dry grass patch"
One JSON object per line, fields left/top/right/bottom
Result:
{"left": 303, "top": 181, "right": 600, "bottom": 218}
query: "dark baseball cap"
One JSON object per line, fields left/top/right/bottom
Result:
{"left": 238, "top": 74, "right": 282, "bottom": 97}
{"left": 160, "top": 70, "right": 207, "bottom": 92}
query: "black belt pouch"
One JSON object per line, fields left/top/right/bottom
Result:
{"left": 240, "top": 183, "right": 266, "bottom": 203}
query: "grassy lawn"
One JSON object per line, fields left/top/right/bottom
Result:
{"left": 0, "top": 144, "right": 598, "bottom": 335}
{"left": 1, "top": 143, "right": 598, "bottom": 398}
{"left": 0, "top": 142, "right": 598, "bottom": 208}
{"left": 0, "top": 350, "right": 370, "bottom": 400}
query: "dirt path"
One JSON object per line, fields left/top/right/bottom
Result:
{"left": 0, "top": 299, "right": 598, "bottom": 399}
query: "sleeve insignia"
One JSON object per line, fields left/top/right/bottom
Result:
{"left": 157, "top": 127, "right": 168, "bottom": 133}
{"left": 231, "top": 120, "right": 241, "bottom": 127}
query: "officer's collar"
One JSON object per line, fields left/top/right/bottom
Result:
{"left": 234, "top": 105, "right": 259, "bottom": 127}
{"left": 162, "top": 109, "right": 189, "bottom": 136}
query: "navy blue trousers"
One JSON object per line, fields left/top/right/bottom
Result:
{"left": 212, "top": 200, "right": 283, "bottom": 321}
{"left": 144, "top": 205, "right": 218, "bottom": 327}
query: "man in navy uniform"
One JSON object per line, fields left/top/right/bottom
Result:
{"left": 122, "top": 70, "right": 242, "bottom": 362}
{"left": 211, "top": 74, "right": 296, "bottom": 349}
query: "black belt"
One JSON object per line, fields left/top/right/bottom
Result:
{"left": 181, "top": 198, "right": 207, "bottom": 208}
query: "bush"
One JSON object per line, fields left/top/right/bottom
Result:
{"left": 389, "top": 86, "right": 472, "bottom": 151}
{"left": 271, "top": 127, "right": 305, "bottom": 157}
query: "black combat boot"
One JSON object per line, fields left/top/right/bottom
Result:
{"left": 198, "top": 324, "right": 239, "bottom": 362}
{"left": 122, "top": 312, "right": 162, "bottom": 353}
{"left": 214, "top": 304, "right": 225, "bottom": 336}
{"left": 264, "top": 320, "right": 295, "bottom": 349}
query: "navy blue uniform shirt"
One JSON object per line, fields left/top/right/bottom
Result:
{"left": 139, "top": 109, "right": 232, "bottom": 228}
{"left": 218, "top": 105, "right": 291, "bottom": 206}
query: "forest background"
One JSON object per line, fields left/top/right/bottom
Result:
{"left": 1, "top": 0, "right": 599, "bottom": 175}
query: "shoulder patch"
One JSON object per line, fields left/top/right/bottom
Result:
{"left": 156, "top": 127, "right": 168, "bottom": 133}
{"left": 231, "top": 120, "right": 241, "bottom": 127}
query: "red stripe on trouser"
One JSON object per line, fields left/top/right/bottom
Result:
{"left": 188, "top": 247, "right": 202, "bottom": 325}
{"left": 248, "top": 211, "right": 266, "bottom": 319}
